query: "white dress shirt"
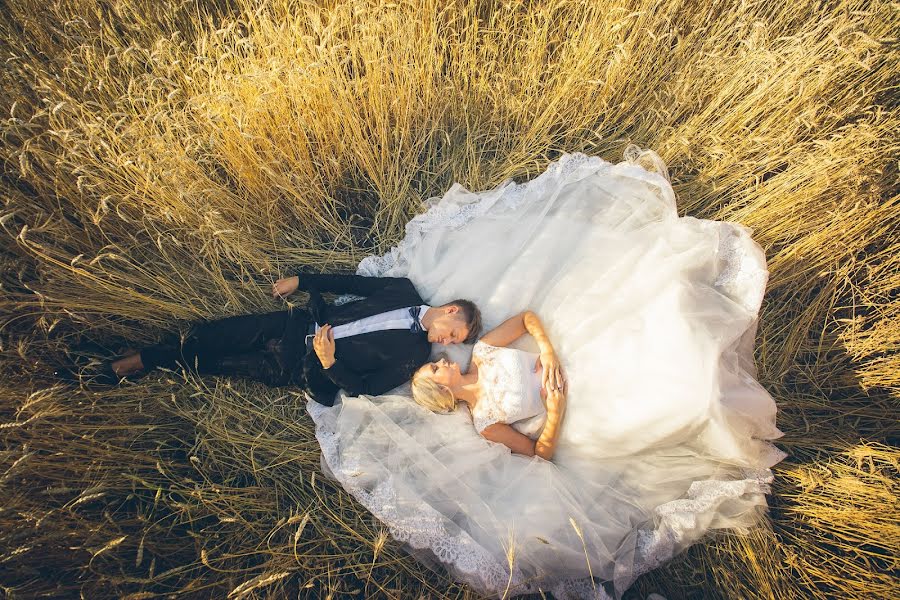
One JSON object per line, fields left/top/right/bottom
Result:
{"left": 316, "top": 305, "right": 431, "bottom": 339}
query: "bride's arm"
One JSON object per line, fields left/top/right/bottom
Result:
{"left": 478, "top": 312, "right": 529, "bottom": 347}
{"left": 481, "top": 391, "right": 567, "bottom": 460}
{"left": 534, "top": 389, "right": 566, "bottom": 460}
{"left": 481, "top": 311, "right": 564, "bottom": 392}
{"left": 524, "top": 312, "right": 565, "bottom": 392}
{"left": 480, "top": 311, "right": 552, "bottom": 351}
{"left": 480, "top": 424, "right": 540, "bottom": 457}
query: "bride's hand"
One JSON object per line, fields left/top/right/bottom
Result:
{"left": 272, "top": 275, "right": 299, "bottom": 299}
{"left": 546, "top": 388, "right": 567, "bottom": 415}
{"left": 535, "top": 352, "right": 566, "bottom": 393}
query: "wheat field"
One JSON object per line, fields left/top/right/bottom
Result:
{"left": 0, "top": 0, "right": 897, "bottom": 598}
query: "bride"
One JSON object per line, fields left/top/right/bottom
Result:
{"left": 307, "top": 149, "right": 785, "bottom": 599}
{"left": 411, "top": 310, "right": 569, "bottom": 460}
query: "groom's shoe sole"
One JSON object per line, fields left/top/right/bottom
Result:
{"left": 53, "top": 366, "right": 82, "bottom": 385}
{"left": 53, "top": 363, "right": 127, "bottom": 388}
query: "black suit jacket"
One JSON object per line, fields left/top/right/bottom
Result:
{"left": 297, "top": 273, "right": 431, "bottom": 406}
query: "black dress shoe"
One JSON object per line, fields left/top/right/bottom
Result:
{"left": 53, "top": 365, "right": 82, "bottom": 384}
{"left": 53, "top": 363, "right": 122, "bottom": 387}
{"left": 93, "top": 362, "right": 124, "bottom": 386}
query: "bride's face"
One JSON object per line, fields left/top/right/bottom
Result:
{"left": 421, "top": 356, "right": 461, "bottom": 387}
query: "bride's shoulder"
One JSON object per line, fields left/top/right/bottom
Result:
{"left": 472, "top": 339, "right": 500, "bottom": 358}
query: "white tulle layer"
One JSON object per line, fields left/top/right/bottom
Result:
{"left": 307, "top": 151, "right": 786, "bottom": 599}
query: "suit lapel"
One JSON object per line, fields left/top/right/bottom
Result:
{"left": 334, "top": 329, "right": 429, "bottom": 370}
{"left": 326, "top": 290, "right": 422, "bottom": 326}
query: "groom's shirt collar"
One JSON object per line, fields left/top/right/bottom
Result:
{"left": 316, "top": 304, "right": 431, "bottom": 340}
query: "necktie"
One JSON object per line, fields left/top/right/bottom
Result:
{"left": 409, "top": 306, "right": 423, "bottom": 333}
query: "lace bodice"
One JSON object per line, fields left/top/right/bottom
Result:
{"left": 470, "top": 341, "right": 547, "bottom": 437}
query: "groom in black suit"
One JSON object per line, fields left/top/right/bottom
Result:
{"left": 76, "top": 272, "right": 481, "bottom": 407}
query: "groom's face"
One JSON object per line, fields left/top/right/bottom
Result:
{"left": 427, "top": 310, "right": 469, "bottom": 345}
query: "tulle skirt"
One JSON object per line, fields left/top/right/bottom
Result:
{"left": 307, "top": 151, "right": 785, "bottom": 599}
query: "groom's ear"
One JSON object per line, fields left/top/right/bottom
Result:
{"left": 445, "top": 305, "right": 460, "bottom": 315}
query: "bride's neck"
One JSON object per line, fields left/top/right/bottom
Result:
{"left": 452, "top": 371, "right": 480, "bottom": 407}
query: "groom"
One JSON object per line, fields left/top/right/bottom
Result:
{"left": 66, "top": 272, "right": 482, "bottom": 406}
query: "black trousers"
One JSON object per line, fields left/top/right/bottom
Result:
{"left": 140, "top": 309, "right": 312, "bottom": 388}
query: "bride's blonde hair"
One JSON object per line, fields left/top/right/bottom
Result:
{"left": 411, "top": 367, "right": 456, "bottom": 413}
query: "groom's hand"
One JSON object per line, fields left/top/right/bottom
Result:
{"left": 272, "top": 275, "right": 299, "bottom": 299}
{"left": 313, "top": 324, "right": 336, "bottom": 369}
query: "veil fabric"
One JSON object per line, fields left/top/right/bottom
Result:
{"left": 307, "top": 151, "right": 785, "bottom": 599}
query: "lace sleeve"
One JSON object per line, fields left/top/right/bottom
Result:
{"left": 473, "top": 412, "right": 501, "bottom": 434}
{"left": 471, "top": 340, "right": 498, "bottom": 361}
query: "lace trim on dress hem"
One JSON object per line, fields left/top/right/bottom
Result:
{"left": 308, "top": 396, "right": 779, "bottom": 598}
{"left": 628, "top": 469, "right": 775, "bottom": 581}
{"left": 358, "top": 153, "right": 610, "bottom": 279}
{"left": 356, "top": 152, "right": 766, "bottom": 324}
{"left": 307, "top": 397, "right": 527, "bottom": 595}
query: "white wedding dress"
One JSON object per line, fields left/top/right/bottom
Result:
{"left": 307, "top": 150, "right": 786, "bottom": 599}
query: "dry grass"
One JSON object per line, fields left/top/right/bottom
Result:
{"left": 1, "top": 0, "right": 897, "bottom": 598}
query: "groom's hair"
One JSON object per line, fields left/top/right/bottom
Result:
{"left": 443, "top": 299, "right": 482, "bottom": 344}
